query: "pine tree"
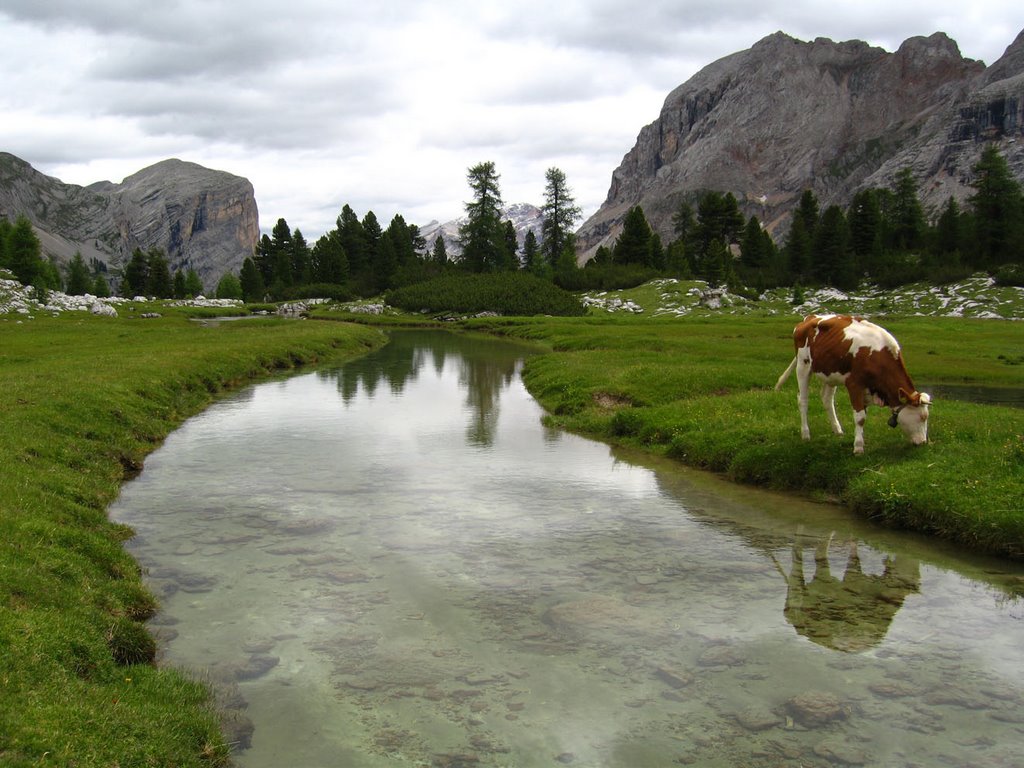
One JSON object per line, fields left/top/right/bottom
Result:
{"left": 613, "top": 206, "right": 653, "bottom": 265}
{"left": 184, "top": 269, "right": 204, "bottom": 298}
{"left": 92, "top": 274, "right": 110, "bottom": 298}
{"left": 291, "top": 229, "right": 312, "bottom": 285}
{"left": 502, "top": 220, "right": 519, "bottom": 270}
{"left": 431, "top": 235, "right": 449, "bottom": 266}
{"left": 215, "top": 272, "right": 243, "bottom": 299}
{"left": 541, "top": 167, "right": 582, "bottom": 269}
{"left": 785, "top": 190, "right": 819, "bottom": 283}
{"left": 848, "top": 189, "right": 884, "bottom": 277}
{"left": 7, "top": 216, "right": 43, "bottom": 286}
{"left": 173, "top": 269, "right": 187, "bottom": 299}
{"left": 66, "top": 252, "right": 92, "bottom": 295}
{"left": 146, "top": 249, "right": 173, "bottom": 298}
{"left": 459, "top": 161, "right": 505, "bottom": 272}
{"left": 239, "top": 257, "right": 265, "bottom": 301}
{"left": 311, "top": 231, "right": 348, "bottom": 284}
{"left": 337, "top": 205, "right": 368, "bottom": 275}
{"left": 889, "top": 168, "right": 926, "bottom": 252}
{"left": 521, "top": 230, "right": 539, "bottom": 274}
{"left": 122, "top": 249, "right": 150, "bottom": 296}
{"left": 740, "top": 216, "right": 768, "bottom": 269}
{"left": 813, "top": 205, "right": 856, "bottom": 289}
{"left": 969, "top": 144, "right": 1024, "bottom": 268}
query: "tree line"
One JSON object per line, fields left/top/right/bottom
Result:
{"left": 0, "top": 216, "right": 212, "bottom": 300}
{"left": 3, "top": 145, "right": 1021, "bottom": 301}
{"left": 590, "top": 144, "right": 1024, "bottom": 293}
{"left": 226, "top": 162, "right": 586, "bottom": 302}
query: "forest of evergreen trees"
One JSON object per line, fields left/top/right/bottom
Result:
{"left": 588, "top": 145, "right": 1024, "bottom": 294}
{"left": 1, "top": 146, "right": 1022, "bottom": 302}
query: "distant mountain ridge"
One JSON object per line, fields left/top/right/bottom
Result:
{"left": 577, "top": 28, "right": 1024, "bottom": 262}
{"left": 0, "top": 154, "right": 259, "bottom": 291}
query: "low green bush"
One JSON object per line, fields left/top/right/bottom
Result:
{"left": 385, "top": 272, "right": 586, "bottom": 316}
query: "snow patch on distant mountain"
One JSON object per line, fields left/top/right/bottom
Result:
{"left": 419, "top": 203, "right": 543, "bottom": 259}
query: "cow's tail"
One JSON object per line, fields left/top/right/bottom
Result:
{"left": 775, "top": 356, "right": 798, "bottom": 391}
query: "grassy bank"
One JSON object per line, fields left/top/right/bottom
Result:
{"left": 467, "top": 313, "right": 1024, "bottom": 559}
{"left": 0, "top": 311, "right": 385, "bottom": 766}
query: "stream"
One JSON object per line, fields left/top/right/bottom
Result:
{"left": 111, "top": 330, "right": 1024, "bottom": 767}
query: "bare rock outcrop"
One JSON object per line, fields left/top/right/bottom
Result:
{"left": 0, "top": 154, "right": 259, "bottom": 292}
{"left": 577, "top": 28, "right": 1024, "bottom": 261}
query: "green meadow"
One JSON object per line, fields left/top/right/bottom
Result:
{"left": 466, "top": 312, "right": 1024, "bottom": 559}
{"left": 1, "top": 284, "right": 1023, "bottom": 765}
{"left": 0, "top": 310, "right": 385, "bottom": 766}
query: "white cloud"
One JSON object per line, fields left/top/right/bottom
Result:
{"left": 1, "top": 1, "right": 1019, "bottom": 240}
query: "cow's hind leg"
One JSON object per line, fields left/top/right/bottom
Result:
{"left": 821, "top": 383, "right": 844, "bottom": 435}
{"left": 796, "top": 350, "right": 812, "bottom": 440}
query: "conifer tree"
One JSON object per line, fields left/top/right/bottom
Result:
{"left": 541, "top": 167, "right": 582, "bottom": 270}
{"left": 311, "top": 231, "right": 348, "bottom": 284}
{"left": 521, "top": 230, "right": 539, "bottom": 274}
{"left": 291, "top": 229, "right": 312, "bottom": 285}
{"left": 502, "top": 220, "right": 519, "bottom": 270}
{"left": 66, "top": 252, "right": 92, "bottom": 295}
{"left": 173, "top": 269, "right": 187, "bottom": 299}
{"left": 122, "top": 249, "right": 150, "bottom": 296}
{"left": 184, "top": 269, "right": 204, "bottom": 297}
{"left": 969, "top": 144, "right": 1024, "bottom": 268}
{"left": 785, "top": 190, "right": 819, "bottom": 283}
{"left": 459, "top": 161, "right": 505, "bottom": 272}
{"left": 431, "top": 235, "right": 449, "bottom": 266}
{"left": 848, "top": 189, "right": 884, "bottom": 277}
{"left": 146, "top": 249, "right": 173, "bottom": 298}
{"left": 7, "top": 216, "right": 43, "bottom": 286}
{"left": 239, "top": 257, "right": 265, "bottom": 301}
{"left": 813, "top": 205, "right": 856, "bottom": 289}
{"left": 613, "top": 206, "right": 654, "bottom": 265}
{"left": 889, "top": 168, "right": 926, "bottom": 252}
{"left": 216, "top": 272, "right": 243, "bottom": 299}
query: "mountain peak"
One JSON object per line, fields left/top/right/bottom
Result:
{"left": 577, "top": 27, "right": 1013, "bottom": 261}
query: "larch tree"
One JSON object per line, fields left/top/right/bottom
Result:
{"left": 459, "top": 161, "right": 506, "bottom": 272}
{"left": 541, "top": 167, "right": 582, "bottom": 269}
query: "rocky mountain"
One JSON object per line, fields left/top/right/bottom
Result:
{"left": 577, "top": 28, "right": 1024, "bottom": 262}
{"left": 0, "top": 153, "right": 259, "bottom": 291}
{"left": 419, "top": 202, "right": 543, "bottom": 260}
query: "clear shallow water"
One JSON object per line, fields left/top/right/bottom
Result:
{"left": 111, "top": 330, "right": 1024, "bottom": 767}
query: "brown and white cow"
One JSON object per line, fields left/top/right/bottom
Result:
{"left": 775, "top": 314, "right": 930, "bottom": 454}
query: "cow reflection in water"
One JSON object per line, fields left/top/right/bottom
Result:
{"left": 773, "top": 536, "right": 920, "bottom": 652}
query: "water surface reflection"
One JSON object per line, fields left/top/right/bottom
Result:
{"left": 112, "top": 330, "right": 1024, "bottom": 767}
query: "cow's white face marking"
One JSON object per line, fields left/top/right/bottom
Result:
{"left": 843, "top": 318, "right": 900, "bottom": 357}
{"left": 897, "top": 394, "right": 930, "bottom": 445}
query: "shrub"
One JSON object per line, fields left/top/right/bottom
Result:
{"left": 994, "top": 263, "right": 1024, "bottom": 287}
{"left": 385, "top": 272, "right": 586, "bottom": 316}
{"left": 283, "top": 283, "right": 354, "bottom": 301}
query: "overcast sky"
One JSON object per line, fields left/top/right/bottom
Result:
{"left": 2, "top": 1, "right": 1020, "bottom": 240}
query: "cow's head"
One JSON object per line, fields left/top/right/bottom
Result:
{"left": 891, "top": 389, "right": 930, "bottom": 445}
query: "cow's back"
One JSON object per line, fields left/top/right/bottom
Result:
{"left": 794, "top": 314, "right": 857, "bottom": 376}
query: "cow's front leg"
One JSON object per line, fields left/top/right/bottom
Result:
{"left": 852, "top": 409, "right": 867, "bottom": 454}
{"left": 821, "top": 384, "right": 843, "bottom": 435}
{"left": 846, "top": 385, "right": 867, "bottom": 454}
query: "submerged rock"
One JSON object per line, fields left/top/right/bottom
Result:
{"left": 786, "top": 691, "right": 849, "bottom": 727}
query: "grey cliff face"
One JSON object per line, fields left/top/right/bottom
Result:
{"left": 577, "top": 29, "right": 1024, "bottom": 262}
{"left": 0, "top": 155, "right": 258, "bottom": 292}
